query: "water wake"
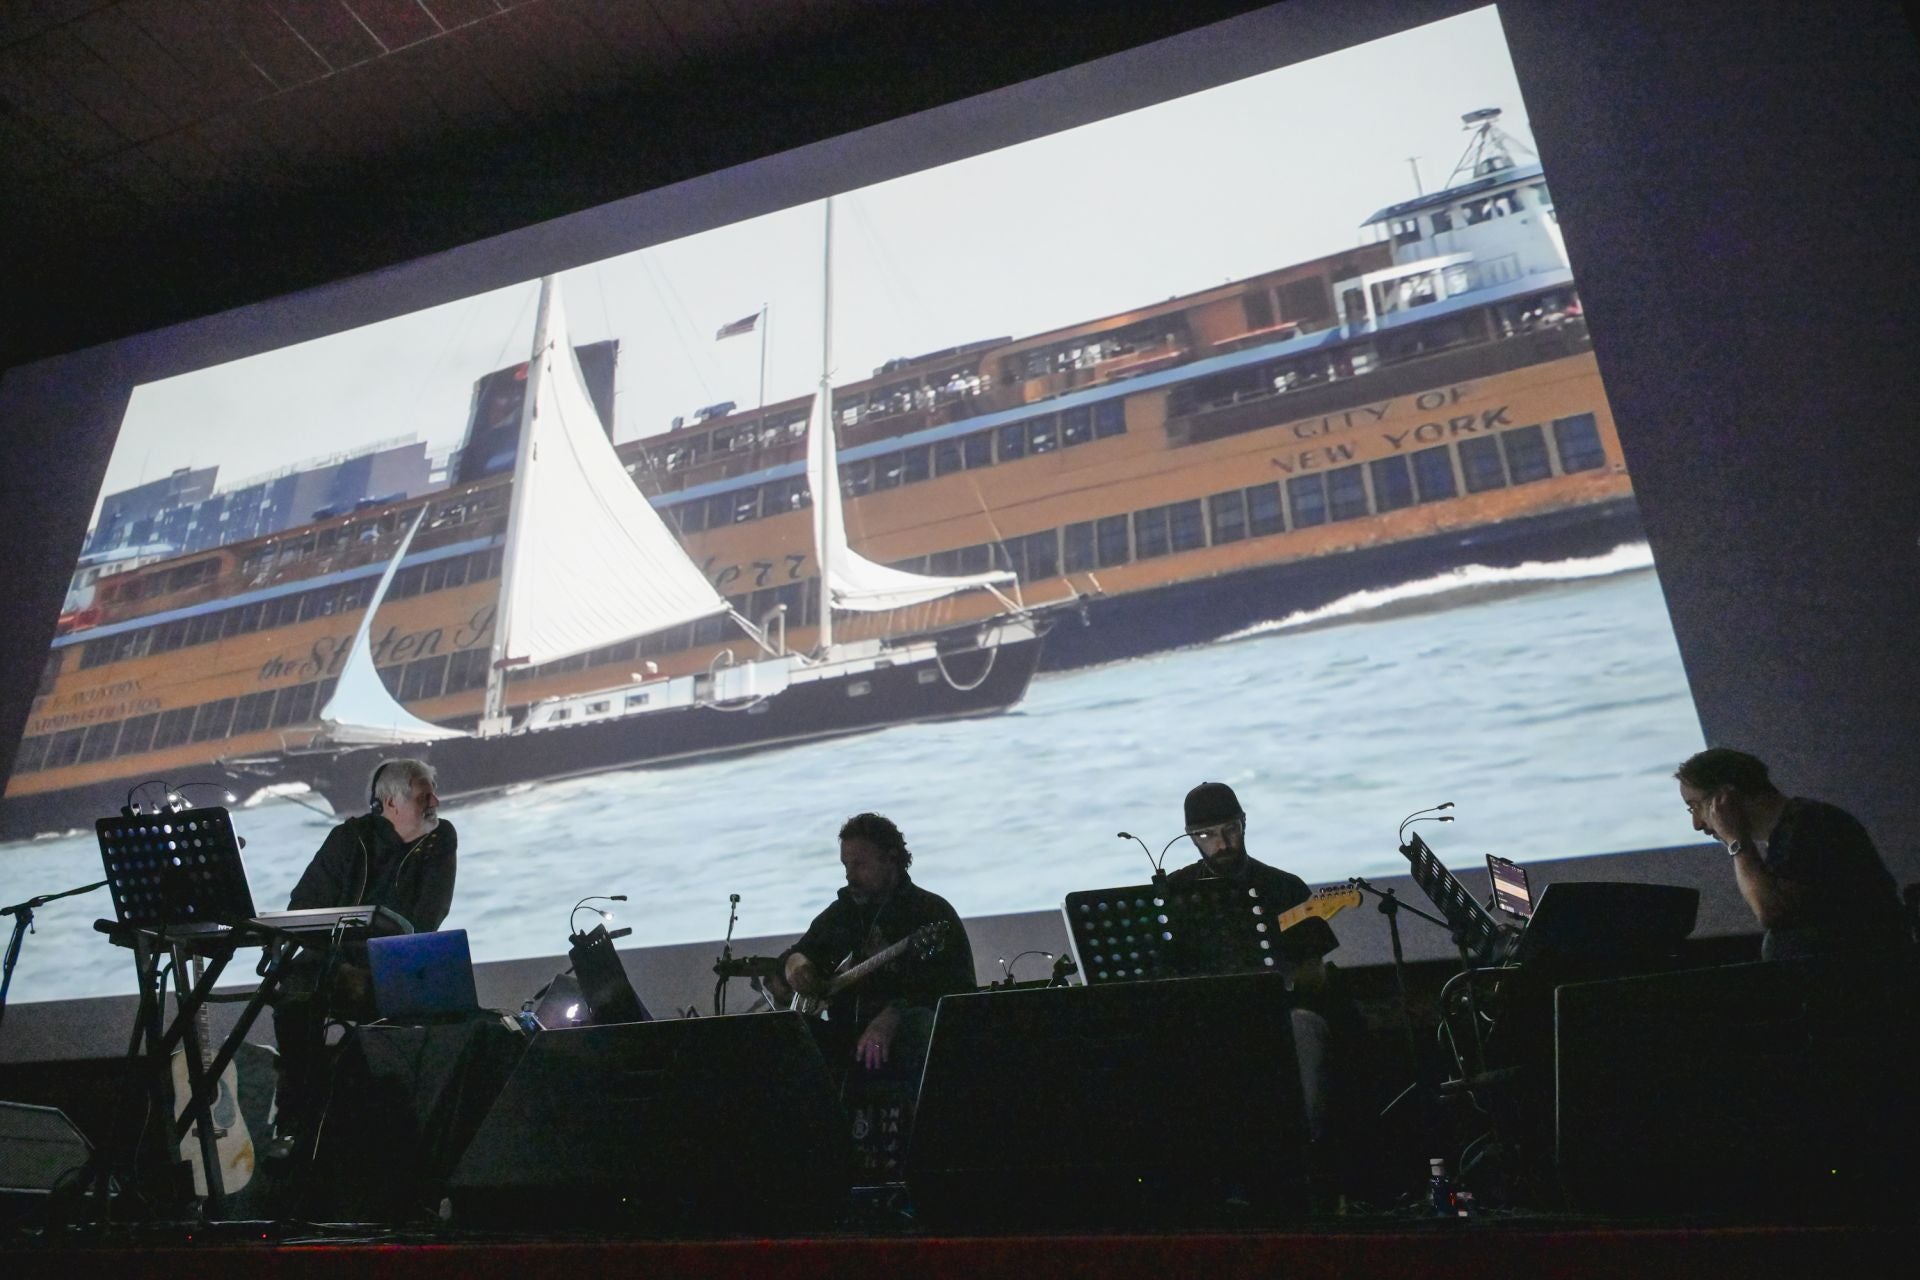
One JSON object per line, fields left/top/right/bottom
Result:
{"left": 1221, "top": 542, "right": 1657, "bottom": 642}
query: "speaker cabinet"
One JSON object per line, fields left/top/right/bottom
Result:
{"left": 0, "top": 1102, "right": 91, "bottom": 1228}
{"left": 1555, "top": 956, "right": 1920, "bottom": 1216}
{"left": 906, "top": 974, "right": 1310, "bottom": 1228}
{"left": 449, "top": 1012, "right": 849, "bottom": 1232}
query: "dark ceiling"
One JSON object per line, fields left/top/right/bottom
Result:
{"left": 0, "top": 0, "right": 1271, "bottom": 373}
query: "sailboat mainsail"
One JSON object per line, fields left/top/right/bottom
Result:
{"left": 805, "top": 199, "right": 1014, "bottom": 616}
{"left": 314, "top": 508, "right": 465, "bottom": 745}
{"left": 492, "top": 282, "right": 732, "bottom": 669}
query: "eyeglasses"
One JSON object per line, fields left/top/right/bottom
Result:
{"left": 1186, "top": 821, "right": 1241, "bottom": 847}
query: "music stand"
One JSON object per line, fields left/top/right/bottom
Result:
{"left": 92, "top": 807, "right": 298, "bottom": 1218}
{"left": 1062, "top": 877, "right": 1314, "bottom": 985}
{"left": 1400, "top": 832, "right": 1506, "bottom": 964}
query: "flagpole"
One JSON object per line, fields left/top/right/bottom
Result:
{"left": 756, "top": 303, "right": 768, "bottom": 420}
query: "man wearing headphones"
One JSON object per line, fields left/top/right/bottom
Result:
{"left": 269, "top": 758, "right": 458, "bottom": 1158}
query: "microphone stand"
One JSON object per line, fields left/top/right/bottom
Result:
{"left": 713, "top": 894, "right": 740, "bottom": 1016}
{"left": 1, "top": 879, "right": 109, "bottom": 1034}
{"left": 1348, "top": 876, "right": 1453, "bottom": 1128}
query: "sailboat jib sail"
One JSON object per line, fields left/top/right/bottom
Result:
{"left": 495, "top": 282, "right": 732, "bottom": 668}
{"left": 316, "top": 507, "right": 467, "bottom": 745}
{"left": 803, "top": 387, "right": 1014, "bottom": 615}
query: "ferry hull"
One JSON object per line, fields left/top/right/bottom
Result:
{"left": 1038, "top": 495, "right": 1645, "bottom": 671}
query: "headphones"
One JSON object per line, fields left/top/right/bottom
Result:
{"left": 368, "top": 761, "right": 391, "bottom": 815}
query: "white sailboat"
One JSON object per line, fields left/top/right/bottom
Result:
{"left": 231, "top": 210, "right": 1048, "bottom": 814}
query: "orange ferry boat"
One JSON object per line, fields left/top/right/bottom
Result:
{"left": 2, "top": 113, "right": 1633, "bottom": 838}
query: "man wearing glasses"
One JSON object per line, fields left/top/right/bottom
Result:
{"left": 1166, "top": 780, "right": 1353, "bottom": 1176}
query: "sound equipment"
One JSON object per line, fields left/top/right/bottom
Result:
{"left": 449, "top": 1012, "right": 850, "bottom": 1232}
{"left": 304, "top": 1017, "right": 523, "bottom": 1223}
{"left": 1555, "top": 956, "right": 1920, "bottom": 1216}
{"left": 906, "top": 973, "right": 1311, "bottom": 1228}
{"left": 0, "top": 1102, "right": 91, "bottom": 1228}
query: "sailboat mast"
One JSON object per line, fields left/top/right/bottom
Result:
{"left": 817, "top": 200, "right": 836, "bottom": 652}
{"left": 481, "top": 276, "right": 555, "bottom": 731}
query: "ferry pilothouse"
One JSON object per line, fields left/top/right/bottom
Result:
{"left": 4, "top": 110, "right": 1632, "bottom": 838}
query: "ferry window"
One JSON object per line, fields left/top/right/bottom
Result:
{"left": 191, "top": 698, "right": 235, "bottom": 743}
{"left": 1247, "top": 483, "right": 1285, "bottom": 536}
{"left": 1501, "top": 425, "right": 1553, "bottom": 484}
{"left": 184, "top": 614, "right": 219, "bottom": 647}
{"left": 117, "top": 712, "right": 157, "bottom": 756}
{"left": 841, "top": 460, "right": 874, "bottom": 496}
{"left": 1288, "top": 476, "right": 1328, "bottom": 528}
{"left": 1392, "top": 217, "right": 1422, "bottom": 247}
{"left": 154, "top": 707, "right": 196, "bottom": 748}
{"left": 221, "top": 604, "right": 250, "bottom": 639}
{"left": 47, "top": 729, "right": 86, "bottom": 769}
{"left": 1096, "top": 515, "right": 1131, "bottom": 568}
{"left": 1063, "top": 521, "right": 1096, "bottom": 573}
{"left": 1244, "top": 290, "right": 1276, "bottom": 332}
{"left": 549, "top": 708, "right": 571, "bottom": 723}
{"left": 1169, "top": 500, "right": 1206, "bottom": 552}
{"left": 424, "top": 560, "right": 449, "bottom": 594}
{"left": 928, "top": 549, "right": 959, "bottom": 576}
{"left": 1458, "top": 437, "right": 1509, "bottom": 493}
{"left": 1094, "top": 401, "right": 1126, "bottom": 439}
{"left": 1371, "top": 457, "right": 1415, "bottom": 512}
{"left": 1552, "top": 413, "right": 1607, "bottom": 473}
{"left": 731, "top": 490, "right": 759, "bottom": 523}
{"left": 1430, "top": 210, "right": 1453, "bottom": 234}
{"left": 1327, "top": 465, "right": 1370, "bottom": 521}
{"left": 1412, "top": 445, "right": 1458, "bottom": 502}
{"left": 587, "top": 701, "right": 610, "bottom": 715}
{"left": 956, "top": 544, "right": 991, "bottom": 575}
{"left": 280, "top": 682, "right": 320, "bottom": 728}
{"left": 875, "top": 452, "right": 904, "bottom": 490}
{"left": 963, "top": 431, "right": 995, "bottom": 467}
{"left": 934, "top": 440, "right": 964, "bottom": 476}
{"left": 901, "top": 446, "right": 931, "bottom": 485}
{"left": 37, "top": 649, "right": 62, "bottom": 696}
{"left": 391, "top": 566, "right": 426, "bottom": 601}
{"left": 675, "top": 500, "right": 707, "bottom": 534}
{"left": 78, "top": 639, "right": 110, "bottom": 670}
{"left": 443, "top": 555, "right": 470, "bottom": 590}
{"left": 998, "top": 422, "right": 1028, "bottom": 462}
{"left": 888, "top": 556, "right": 928, "bottom": 575}
{"left": 1209, "top": 490, "right": 1247, "bottom": 544}
{"left": 626, "top": 692, "right": 651, "bottom": 708}
{"left": 1278, "top": 278, "right": 1331, "bottom": 325}
{"left": 1061, "top": 407, "right": 1093, "bottom": 447}
{"left": 1024, "top": 530, "right": 1060, "bottom": 580}
{"left": 402, "top": 655, "right": 449, "bottom": 701}
{"left": 232, "top": 691, "right": 274, "bottom": 735}
{"left": 14, "top": 735, "right": 48, "bottom": 772}
{"left": 446, "top": 648, "right": 489, "bottom": 694}
{"left": 1133, "top": 506, "right": 1171, "bottom": 560}
{"left": 79, "top": 722, "right": 121, "bottom": 764}
{"left": 1029, "top": 414, "right": 1057, "bottom": 454}
{"left": 995, "top": 540, "right": 1025, "bottom": 581}
{"left": 694, "top": 614, "right": 728, "bottom": 646}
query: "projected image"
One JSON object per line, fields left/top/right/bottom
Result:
{"left": 2, "top": 7, "right": 1703, "bottom": 1002}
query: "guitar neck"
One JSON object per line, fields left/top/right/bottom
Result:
{"left": 825, "top": 932, "right": 917, "bottom": 998}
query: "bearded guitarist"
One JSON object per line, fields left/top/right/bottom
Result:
{"left": 779, "top": 813, "right": 974, "bottom": 1088}
{"left": 1167, "top": 782, "right": 1372, "bottom": 1188}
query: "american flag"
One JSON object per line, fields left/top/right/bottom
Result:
{"left": 715, "top": 312, "right": 759, "bottom": 340}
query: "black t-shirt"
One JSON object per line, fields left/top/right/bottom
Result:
{"left": 1166, "top": 852, "right": 1311, "bottom": 912}
{"left": 787, "top": 873, "right": 975, "bottom": 1028}
{"left": 1760, "top": 797, "right": 1905, "bottom": 962}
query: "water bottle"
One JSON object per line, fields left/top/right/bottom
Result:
{"left": 1427, "top": 1156, "right": 1455, "bottom": 1216}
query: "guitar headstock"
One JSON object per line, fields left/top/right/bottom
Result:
{"left": 1306, "top": 886, "right": 1363, "bottom": 916}
{"left": 909, "top": 920, "right": 951, "bottom": 959}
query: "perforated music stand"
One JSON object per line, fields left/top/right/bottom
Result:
{"left": 1399, "top": 832, "right": 1505, "bottom": 964}
{"left": 97, "top": 806, "right": 256, "bottom": 933}
{"left": 1062, "top": 877, "right": 1303, "bottom": 985}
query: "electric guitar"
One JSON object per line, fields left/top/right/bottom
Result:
{"left": 790, "top": 921, "right": 951, "bottom": 1017}
{"left": 1274, "top": 886, "right": 1363, "bottom": 933}
{"left": 172, "top": 953, "right": 256, "bottom": 1198}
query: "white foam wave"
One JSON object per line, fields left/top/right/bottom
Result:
{"left": 1221, "top": 542, "right": 1656, "bottom": 642}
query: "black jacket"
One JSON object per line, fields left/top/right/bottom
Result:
{"left": 787, "top": 873, "right": 974, "bottom": 1026}
{"left": 287, "top": 812, "right": 457, "bottom": 934}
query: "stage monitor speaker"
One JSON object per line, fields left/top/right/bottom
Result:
{"left": 0, "top": 1102, "right": 91, "bottom": 1228}
{"left": 448, "top": 1011, "right": 850, "bottom": 1232}
{"left": 906, "top": 973, "right": 1310, "bottom": 1229}
{"left": 1556, "top": 956, "right": 1920, "bottom": 1217}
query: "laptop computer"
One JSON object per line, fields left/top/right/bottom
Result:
{"left": 367, "top": 929, "right": 481, "bottom": 1022}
